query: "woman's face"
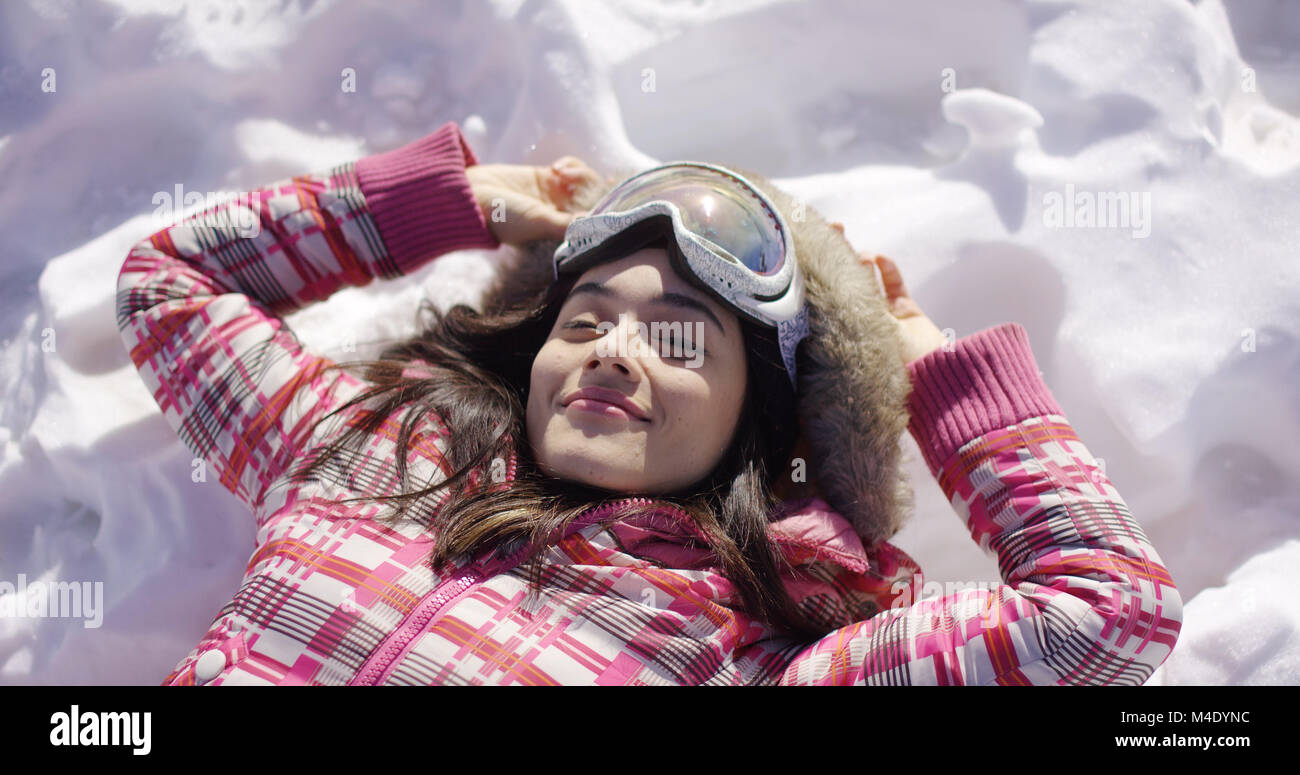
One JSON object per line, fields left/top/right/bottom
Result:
{"left": 526, "top": 247, "right": 748, "bottom": 494}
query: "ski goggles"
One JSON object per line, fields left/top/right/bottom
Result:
{"left": 553, "top": 161, "right": 809, "bottom": 388}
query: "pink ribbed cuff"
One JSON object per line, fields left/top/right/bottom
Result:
{"left": 355, "top": 121, "right": 501, "bottom": 272}
{"left": 904, "top": 322, "right": 1065, "bottom": 475}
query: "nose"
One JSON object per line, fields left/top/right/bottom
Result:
{"left": 587, "top": 354, "right": 632, "bottom": 377}
{"left": 585, "top": 313, "right": 645, "bottom": 377}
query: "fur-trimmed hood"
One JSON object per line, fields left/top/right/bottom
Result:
{"left": 479, "top": 163, "right": 916, "bottom": 548}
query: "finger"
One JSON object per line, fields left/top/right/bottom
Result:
{"left": 551, "top": 156, "right": 588, "bottom": 174}
{"left": 862, "top": 255, "right": 887, "bottom": 299}
{"left": 545, "top": 162, "right": 596, "bottom": 201}
{"left": 874, "top": 255, "right": 911, "bottom": 298}
{"left": 856, "top": 251, "right": 883, "bottom": 276}
{"left": 854, "top": 251, "right": 884, "bottom": 287}
{"left": 557, "top": 164, "right": 599, "bottom": 189}
{"left": 541, "top": 168, "right": 572, "bottom": 201}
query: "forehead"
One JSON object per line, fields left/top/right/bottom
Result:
{"left": 568, "top": 247, "right": 721, "bottom": 310}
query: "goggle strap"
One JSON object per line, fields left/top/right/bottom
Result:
{"left": 777, "top": 308, "right": 810, "bottom": 389}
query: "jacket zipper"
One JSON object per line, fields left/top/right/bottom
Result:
{"left": 350, "top": 496, "right": 690, "bottom": 685}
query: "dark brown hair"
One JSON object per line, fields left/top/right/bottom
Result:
{"left": 285, "top": 238, "right": 824, "bottom": 639}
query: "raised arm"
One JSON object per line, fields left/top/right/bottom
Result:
{"left": 115, "top": 122, "right": 499, "bottom": 515}
{"left": 778, "top": 323, "right": 1183, "bottom": 685}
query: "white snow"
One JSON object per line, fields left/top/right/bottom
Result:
{"left": 0, "top": 0, "right": 1297, "bottom": 685}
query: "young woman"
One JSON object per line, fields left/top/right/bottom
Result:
{"left": 116, "top": 121, "right": 1182, "bottom": 685}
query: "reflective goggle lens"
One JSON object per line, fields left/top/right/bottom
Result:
{"left": 590, "top": 166, "right": 785, "bottom": 275}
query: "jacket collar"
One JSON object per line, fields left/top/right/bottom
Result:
{"left": 484, "top": 446, "right": 921, "bottom": 630}
{"left": 602, "top": 496, "right": 921, "bottom": 630}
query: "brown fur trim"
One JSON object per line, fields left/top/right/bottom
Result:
{"left": 731, "top": 166, "right": 916, "bottom": 543}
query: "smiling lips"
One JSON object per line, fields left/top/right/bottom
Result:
{"left": 562, "top": 387, "right": 651, "bottom": 422}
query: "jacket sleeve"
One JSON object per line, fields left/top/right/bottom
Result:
{"left": 115, "top": 121, "right": 499, "bottom": 514}
{"left": 777, "top": 323, "right": 1183, "bottom": 685}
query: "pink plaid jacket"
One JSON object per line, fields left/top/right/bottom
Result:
{"left": 116, "top": 122, "right": 1182, "bottom": 685}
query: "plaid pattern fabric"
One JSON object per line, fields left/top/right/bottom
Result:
{"left": 116, "top": 123, "right": 1182, "bottom": 685}
{"left": 778, "top": 417, "right": 1182, "bottom": 685}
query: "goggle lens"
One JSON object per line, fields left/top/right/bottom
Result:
{"left": 590, "top": 166, "right": 785, "bottom": 275}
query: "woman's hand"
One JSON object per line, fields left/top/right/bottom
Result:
{"left": 830, "top": 222, "right": 949, "bottom": 365}
{"left": 466, "top": 156, "right": 604, "bottom": 247}
{"left": 863, "top": 252, "right": 950, "bottom": 365}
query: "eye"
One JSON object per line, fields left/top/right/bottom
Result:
{"left": 652, "top": 334, "right": 705, "bottom": 361}
{"left": 561, "top": 320, "right": 706, "bottom": 361}
{"left": 654, "top": 336, "right": 687, "bottom": 359}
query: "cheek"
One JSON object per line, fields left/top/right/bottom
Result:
{"left": 532, "top": 338, "right": 558, "bottom": 375}
{"left": 662, "top": 376, "right": 720, "bottom": 430}
{"left": 529, "top": 341, "right": 568, "bottom": 406}
{"left": 526, "top": 348, "right": 556, "bottom": 447}
{"left": 713, "top": 359, "right": 748, "bottom": 431}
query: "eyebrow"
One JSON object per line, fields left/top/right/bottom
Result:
{"left": 566, "top": 281, "right": 727, "bottom": 338}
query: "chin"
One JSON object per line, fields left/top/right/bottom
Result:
{"left": 552, "top": 457, "right": 641, "bottom": 492}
